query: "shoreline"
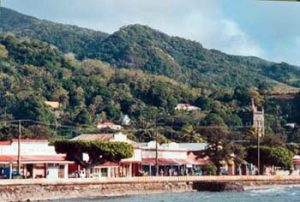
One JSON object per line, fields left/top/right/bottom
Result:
{"left": 46, "top": 184, "right": 300, "bottom": 202}
{"left": 1, "top": 176, "right": 300, "bottom": 202}
{"left": 244, "top": 183, "right": 300, "bottom": 190}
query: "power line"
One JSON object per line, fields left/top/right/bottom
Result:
{"left": 0, "top": 119, "right": 80, "bottom": 129}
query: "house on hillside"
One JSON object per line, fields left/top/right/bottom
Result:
{"left": 44, "top": 101, "right": 60, "bottom": 109}
{"left": 120, "top": 114, "right": 131, "bottom": 126}
{"left": 175, "top": 103, "right": 200, "bottom": 111}
{"left": 45, "top": 101, "right": 61, "bottom": 118}
{"left": 0, "top": 139, "right": 72, "bottom": 179}
{"left": 96, "top": 122, "right": 123, "bottom": 130}
{"left": 285, "top": 123, "right": 296, "bottom": 129}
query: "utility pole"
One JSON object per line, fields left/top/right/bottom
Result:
{"left": 155, "top": 117, "right": 159, "bottom": 176}
{"left": 17, "top": 120, "right": 21, "bottom": 175}
{"left": 257, "top": 129, "right": 260, "bottom": 175}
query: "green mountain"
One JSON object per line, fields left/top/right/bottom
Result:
{"left": 0, "top": 7, "right": 108, "bottom": 58}
{"left": 95, "top": 24, "right": 300, "bottom": 90}
{"left": 1, "top": 7, "right": 300, "bottom": 91}
{"left": 0, "top": 7, "right": 300, "bottom": 143}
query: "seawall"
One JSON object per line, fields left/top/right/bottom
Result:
{"left": 1, "top": 176, "right": 300, "bottom": 201}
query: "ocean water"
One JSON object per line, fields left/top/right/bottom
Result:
{"left": 53, "top": 186, "right": 300, "bottom": 202}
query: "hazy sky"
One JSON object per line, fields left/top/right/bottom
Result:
{"left": 3, "top": 0, "right": 300, "bottom": 66}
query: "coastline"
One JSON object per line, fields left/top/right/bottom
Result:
{"left": 244, "top": 183, "right": 300, "bottom": 190}
{"left": 1, "top": 176, "right": 300, "bottom": 202}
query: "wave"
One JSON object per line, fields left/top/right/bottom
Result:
{"left": 250, "top": 187, "right": 286, "bottom": 194}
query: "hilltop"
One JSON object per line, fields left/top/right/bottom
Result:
{"left": 0, "top": 7, "right": 108, "bottom": 57}
{"left": 1, "top": 7, "right": 300, "bottom": 91}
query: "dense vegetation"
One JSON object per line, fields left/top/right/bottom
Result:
{"left": 0, "top": 7, "right": 108, "bottom": 58}
{"left": 0, "top": 7, "right": 300, "bottom": 156}
{"left": 2, "top": 7, "right": 300, "bottom": 90}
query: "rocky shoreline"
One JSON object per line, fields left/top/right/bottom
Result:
{"left": 1, "top": 176, "right": 300, "bottom": 202}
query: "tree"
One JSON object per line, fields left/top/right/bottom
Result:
{"left": 0, "top": 44, "right": 8, "bottom": 60}
{"left": 197, "top": 128, "right": 244, "bottom": 174}
{"left": 75, "top": 109, "right": 92, "bottom": 125}
{"left": 202, "top": 163, "right": 217, "bottom": 175}
{"left": 14, "top": 96, "right": 55, "bottom": 123}
{"left": 180, "top": 124, "right": 204, "bottom": 143}
{"left": 261, "top": 134, "right": 286, "bottom": 147}
{"left": 202, "top": 113, "right": 226, "bottom": 126}
{"left": 26, "top": 125, "right": 52, "bottom": 139}
{"left": 246, "top": 146, "right": 294, "bottom": 171}
{"left": 54, "top": 140, "right": 134, "bottom": 176}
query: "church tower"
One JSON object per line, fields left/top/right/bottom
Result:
{"left": 251, "top": 98, "right": 265, "bottom": 137}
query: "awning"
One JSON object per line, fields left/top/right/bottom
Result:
{"left": 95, "top": 161, "right": 120, "bottom": 167}
{"left": 293, "top": 159, "right": 300, "bottom": 165}
{"left": 141, "top": 158, "right": 207, "bottom": 166}
{"left": 0, "top": 155, "right": 73, "bottom": 164}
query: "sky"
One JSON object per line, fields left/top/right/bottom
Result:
{"left": 3, "top": 0, "right": 300, "bottom": 66}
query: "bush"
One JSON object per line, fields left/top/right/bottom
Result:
{"left": 202, "top": 163, "right": 217, "bottom": 176}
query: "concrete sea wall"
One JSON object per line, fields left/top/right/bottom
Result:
{"left": 1, "top": 176, "right": 300, "bottom": 201}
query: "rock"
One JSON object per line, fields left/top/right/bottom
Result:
{"left": 193, "top": 182, "right": 244, "bottom": 192}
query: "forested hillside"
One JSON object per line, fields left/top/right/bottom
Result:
{"left": 0, "top": 7, "right": 300, "bottom": 144}
{"left": 1, "top": 7, "right": 300, "bottom": 90}
{"left": 0, "top": 7, "right": 108, "bottom": 58}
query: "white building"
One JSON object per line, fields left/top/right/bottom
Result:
{"left": 71, "top": 132, "right": 141, "bottom": 178}
{"left": 0, "top": 139, "right": 72, "bottom": 179}
{"left": 70, "top": 133, "right": 208, "bottom": 177}
{"left": 137, "top": 141, "right": 208, "bottom": 176}
{"left": 96, "top": 122, "right": 123, "bottom": 130}
{"left": 120, "top": 114, "right": 131, "bottom": 126}
{"left": 175, "top": 103, "right": 200, "bottom": 111}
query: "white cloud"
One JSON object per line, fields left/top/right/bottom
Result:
{"left": 216, "top": 20, "right": 264, "bottom": 56}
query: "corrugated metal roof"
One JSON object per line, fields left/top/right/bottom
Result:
{"left": 177, "top": 143, "right": 208, "bottom": 151}
{"left": 141, "top": 158, "right": 208, "bottom": 166}
{"left": 72, "top": 134, "right": 115, "bottom": 141}
{"left": 71, "top": 133, "right": 136, "bottom": 145}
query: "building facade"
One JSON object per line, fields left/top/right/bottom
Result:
{"left": 70, "top": 132, "right": 210, "bottom": 178}
{"left": 0, "top": 139, "right": 72, "bottom": 179}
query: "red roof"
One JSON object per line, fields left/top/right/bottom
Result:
{"left": 293, "top": 159, "right": 300, "bottom": 165}
{"left": 0, "top": 155, "right": 67, "bottom": 162}
{"left": 97, "top": 122, "right": 118, "bottom": 126}
{"left": 100, "top": 161, "right": 120, "bottom": 166}
{"left": 0, "top": 141, "right": 11, "bottom": 145}
{"left": 187, "top": 152, "right": 210, "bottom": 165}
{"left": 11, "top": 139, "right": 49, "bottom": 143}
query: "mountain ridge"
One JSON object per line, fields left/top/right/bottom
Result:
{"left": 1, "top": 7, "right": 300, "bottom": 91}
{"left": 0, "top": 7, "right": 109, "bottom": 57}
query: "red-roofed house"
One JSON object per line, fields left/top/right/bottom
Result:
{"left": 0, "top": 139, "right": 73, "bottom": 179}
